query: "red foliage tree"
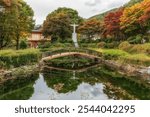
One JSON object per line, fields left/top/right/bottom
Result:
{"left": 103, "top": 8, "right": 124, "bottom": 40}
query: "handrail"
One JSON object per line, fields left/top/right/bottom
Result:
{"left": 42, "top": 48, "right": 102, "bottom": 58}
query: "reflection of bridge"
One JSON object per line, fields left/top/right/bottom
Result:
{"left": 42, "top": 63, "right": 102, "bottom": 73}
{"left": 40, "top": 48, "right": 102, "bottom": 63}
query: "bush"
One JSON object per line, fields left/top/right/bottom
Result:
{"left": 119, "top": 41, "right": 132, "bottom": 51}
{"left": 51, "top": 42, "right": 73, "bottom": 48}
{"left": 59, "top": 38, "right": 73, "bottom": 43}
{"left": 122, "top": 54, "right": 150, "bottom": 66}
{"left": 80, "top": 43, "right": 98, "bottom": 48}
{"left": 127, "top": 34, "right": 143, "bottom": 44}
{"left": 129, "top": 43, "right": 150, "bottom": 54}
{"left": 38, "top": 42, "right": 51, "bottom": 48}
{"left": 119, "top": 41, "right": 150, "bottom": 54}
{"left": 19, "top": 40, "right": 28, "bottom": 49}
{"left": 104, "top": 42, "right": 120, "bottom": 49}
{"left": 98, "top": 42, "right": 106, "bottom": 48}
{"left": 79, "top": 38, "right": 100, "bottom": 43}
{"left": 0, "top": 49, "right": 41, "bottom": 69}
{"left": 103, "top": 38, "right": 114, "bottom": 43}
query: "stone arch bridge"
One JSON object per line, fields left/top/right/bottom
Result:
{"left": 40, "top": 48, "right": 103, "bottom": 63}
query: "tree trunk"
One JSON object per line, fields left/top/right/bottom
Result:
{"left": 16, "top": 34, "right": 20, "bottom": 50}
{"left": 0, "top": 38, "right": 3, "bottom": 49}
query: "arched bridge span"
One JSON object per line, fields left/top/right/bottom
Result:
{"left": 40, "top": 48, "right": 102, "bottom": 63}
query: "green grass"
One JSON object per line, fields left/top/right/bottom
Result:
{"left": 122, "top": 54, "right": 150, "bottom": 66}
{"left": 0, "top": 49, "right": 40, "bottom": 56}
{"left": 91, "top": 48, "right": 150, "bottom": 66}
{"left": 102, "top": 49, "right": 129, "bottom": 60}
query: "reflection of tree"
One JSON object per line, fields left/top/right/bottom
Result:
{"left": 96, "top": 67, "right": 150, "bottom": 100}
{"left": 43, "top": 67, "right": 104, "bottom": 93}
{"left": 0, "top": 73, "right": 38, "bottom": 100}
{"left": 43, "top": 65, "right": 150, "bottom": 99}
{"left": 76, "top": 67, "right": 104, "bottom": 85}
{"left": 43, "top": 70, "right": 81, "bottom": 93}
{"left": 103, "top": 83, "right": 137, "bottom": 100}
{"left": 0, "top": 85, "right": 34, "bottom": 100}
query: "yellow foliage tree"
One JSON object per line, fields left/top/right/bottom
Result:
{"left": 120, "top": 0, "right": 150, "bottom": 36}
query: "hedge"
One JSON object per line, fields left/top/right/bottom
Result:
{"left": 0, "top": 49, "right": 41, "bottom": 69}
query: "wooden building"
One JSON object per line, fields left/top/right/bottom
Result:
{"left": 28, "top": 25, "right": 51, "bottom": 48}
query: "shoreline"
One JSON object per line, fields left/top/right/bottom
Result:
{"left": 0, "top": 64, "right": 39, "bottom": 84}
{"left": 0, "top": 59, "right": 150, "bottom": 84}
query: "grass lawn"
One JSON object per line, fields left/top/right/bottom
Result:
{"left": 91, "top": 48, "right": 150, "bottom": 67}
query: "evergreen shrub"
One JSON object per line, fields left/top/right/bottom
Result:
{"left": 0, "top": 49, "right": 41, "bottom": 69}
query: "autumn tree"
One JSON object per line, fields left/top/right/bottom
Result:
{"left": 0, "top": 0, "right": 34, "bottom": 49}
{"left": 78, "top": 18, "right": 102, "bottom": 41}
{"left": 120, "top": 0, "right": 150, "bottom": 37}
{"left": 14, "top": 0, "right": 34, "bottom": 50}
{"left": 0, "top": 0, "right": 16, "bottom": 49}
{"left": 103, "top": 8, "right": 124, "bottom": 41}
{"left": 125, "top": 0, "right": 143, "bottom": 7}
{"left": 138, "top": 0, "right": 150, "bottom": 31}
{"left": 43, "top": 7, "right": 83, "bottom": 42}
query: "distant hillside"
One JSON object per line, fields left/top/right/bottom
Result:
{"left": 89, "top": 8, "right": 117, "bottom": 20}
{"left": 125, "top": 0, "right": 143, "bottom": 7}
{"left": 90, "top": 0, "right": 143, "bottom": 20}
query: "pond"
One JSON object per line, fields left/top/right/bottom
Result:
{"left": 0, "top": 64, "right": 150, "bottom": 100}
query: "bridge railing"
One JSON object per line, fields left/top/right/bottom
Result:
{"left": 42, "top": 48, "right": 102, "bottom": 58}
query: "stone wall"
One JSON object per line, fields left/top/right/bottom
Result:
{"left": 103, "top": 60, "right": 150, "bottom": 81}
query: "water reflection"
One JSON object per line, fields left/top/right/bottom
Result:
{"left": 30, "top": 74, "right": 109, "bottom": 100}
{"left": 30, "top": 66, "right": 150, "bottom": 100}
{"left": 0, "top": 65, "right": 150, "bottom": 100}
{"left": 0, "top": 73, "right": 38, "bottom": 100}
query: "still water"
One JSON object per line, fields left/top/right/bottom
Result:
{"left": 0, "top": 65, "right": 150, "bottom": 100}
{"left": 29, "top": 74, "right": 109, "bottom": 100}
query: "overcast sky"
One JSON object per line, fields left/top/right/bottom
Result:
{"left": 24, "top": 0, "right": 130, "bottom": 24}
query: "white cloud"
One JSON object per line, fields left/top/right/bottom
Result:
{"left": 85, "top": 0, "right": 102, "bottom": 6}
{"left": 24, "top": 0, "right": 130, "bottom": 24}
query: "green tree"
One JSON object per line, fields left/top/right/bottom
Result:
{"left": 19, "top": 39, "right": 27, "bottom": 49}
{"left": 14, "top": 0, "right": 34, "bottom": 50}
{"left": 0, "top": 0, "right": 34, "bottom": 50}
{"left": 43, "top": 7, "right": 83, "bottom": 42}
{"left": 0, "top": 0, "right": 15, "bottom": 49}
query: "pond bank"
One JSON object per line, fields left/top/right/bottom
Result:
{"left": 0, "top": 64, "right": 39, "bottom": 84}
{"left": 1, "top": 60, "right": 150, "bottom": 84}
{"left": 103, "top": 60, "right": 150, "bottom": 82}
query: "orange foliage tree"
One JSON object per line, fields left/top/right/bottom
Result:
{"left": 120, "top": 0, "right": 150, "bottom": 36}
{"left": 78, "top": 18, "right": 102, "bottom": 40}
{"left": 138, "top": 0, "right": 150, "bottom": 30}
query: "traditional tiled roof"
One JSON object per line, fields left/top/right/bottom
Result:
{"left": 32, "top": 25, "right": 42, "bottom": 33}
